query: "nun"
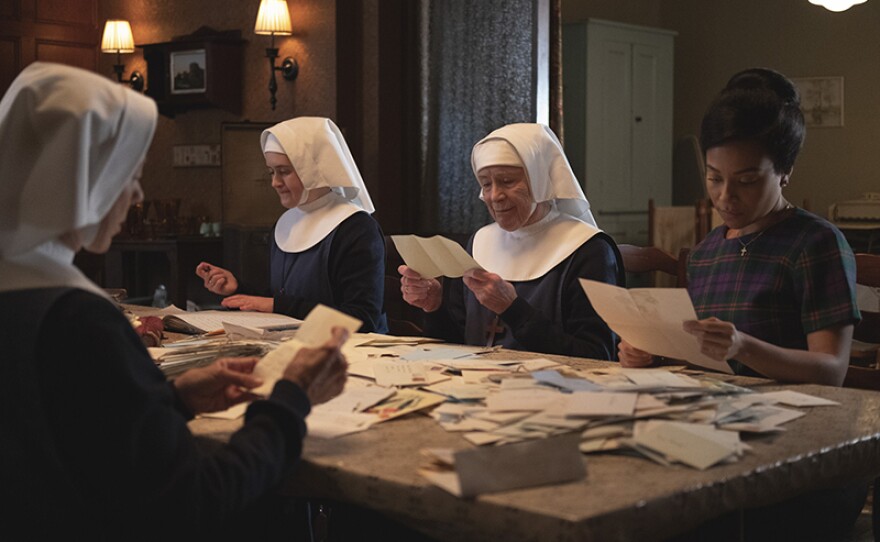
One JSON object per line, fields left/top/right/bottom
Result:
{"left": 0, "top": 63, "right": 348, "bottom": 537}
{"left": 196, "top": 117, "right": 388, "bottom": 333}
{"left": 400, "top": 123, "right": 624, "bottom": 358}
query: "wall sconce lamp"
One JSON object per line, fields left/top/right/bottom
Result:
{"left": 254, "top": 0, "right": 298, "bottom": 110}
{"left": 808, "top": 0, "right": 867, "bottom": 11}
{"left": 101, "top": 20, "right": 144, "bottom": 92}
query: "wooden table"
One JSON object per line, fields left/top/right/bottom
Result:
{"left": 190, "top": 353, "right": 880, "bottom": 541}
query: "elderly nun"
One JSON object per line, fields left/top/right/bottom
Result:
{"left": 197, "top": 116, "right": 388, "bottom": 333}
{"left": 400, "top": 123, "right": 624, "bottom": 358}
{"left": 0, "top": 63, "right": 348, "bottom": 538}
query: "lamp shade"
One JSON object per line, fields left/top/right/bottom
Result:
{"left": 101, "top": 20, "right": 135, "bottom": 53}
{"left": 254, "top": 0, "right": 293, "bottom": 35}
{"left": 808, "top": 0, "right": 867, "bottom": 11}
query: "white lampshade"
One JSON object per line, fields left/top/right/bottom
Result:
{"left": 254, "top": 0, "right": 293, "bottom": 35}
{"left": 808, "top": 0, "right": 867, "bottom": 12}
{"left": 101, "top": 20, "right": 135, "bottom": 53}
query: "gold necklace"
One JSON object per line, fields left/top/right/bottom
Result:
{"left": 737, "top": 230, "right": 766, "bottom": 257}
{"left": 735, "top": 203, "right": 795, "bottom": 257}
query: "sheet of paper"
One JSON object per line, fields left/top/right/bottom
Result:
{"left": 418, "top": 434, "right": 585, "bottom": 497}
{"left": 463, "top": 432, "right": 506, "bottom": 446}
{"left": 633, "top": 421, "right": 738, "bottom": 470}
{"left": 617, "top": 369, "right": 704, "bottom": 389}
{"left": 364, "top": 389, "right": 446, "bottom": 422}
{"left": 313, "top": 384, "right": 395, "bottom": 414}
{"left": 485, "top": 388, "right": 564, "bottom": 412}
{"left": 719, "top": 405, "right": 805, "bottom": 432}
{"left": 560, "top": 391, "right": 638, "bottom": 417}
{"left": 401, "top": 346, "right": 479, "bottom": 361}
{"left": 579, "top": 280, "right": 734, "bottom": 374}
{"left": 440, "top": 417, "right": 500, "bottom": 432}
{"left": 164, "top": 310, "right": 302, "bottom": 334}
{"left": 251, "top": 305, "right": 360, "bottom": 396}
{"left": 532, "top": 370, "right": 603, "bottom": 392}
{"left": 759, "top": 390, "right": 840, "bottom": 407}
{"left": 307, "top": 411, "right": 376, "bottom": 439}
{"left": 373, "top": 360, "right": 431, "bottom": 387}
{"left": 252, "top": 339, "right": 301, "bottom": 397}
{"left": 423, "top": 379, "right": 493, "bottom": 401}
{"left": 391, "top": 234, "right": 482, "bottom": 278}
{"left": 295, "top": 304, "right": 362, "bottom": 347}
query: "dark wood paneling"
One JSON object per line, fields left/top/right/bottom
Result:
{"left": 36, "top": 40, "right": 95, "bottom": 70}
{"left": 36, "top": 0, "right": 95, "bottom": 26}
{"left": 0, "top": 39, "right": 18, "bottom": 91}
{"left": 0, "top": 1, "right": 18, "bottom": 19}
{"left": 0, "top": 0, "right": 97, "bottom": 95}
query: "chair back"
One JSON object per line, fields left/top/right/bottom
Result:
{"left": 843, "top": 253, "right": 880, "bottom": 389}
{"left": 618, "top": 244, "right": 689, "bottom": 288}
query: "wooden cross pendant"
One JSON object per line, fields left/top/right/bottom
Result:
{"left": 485, "top": 315, "right": 505, "bottom": 347}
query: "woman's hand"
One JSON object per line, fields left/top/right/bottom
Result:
{"left": 173, "top": 357, "right": 263, "bottom": 414}
{"left": 196, "top": 262, "right": 238, "bottom": 296}
{"left": 618, "top": 340, "right": 655, "bottom": 368}
{"left": 221, "top": 295, "right": 274, "bottom": 313}
{"left": 684, "top": 317, "right": 744, "bottom": 361}
{"left": 398, "top": 265, "right": 443, "bottom": 312}
{"left": 462, "top": 269, "right": 517, "bottom": 314}
{"left": 283, "top": 327, "right": 349, "bottom": 405}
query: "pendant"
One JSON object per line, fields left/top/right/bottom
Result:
{"left": 740, "top": 246, "right": 748, "bottom": 257}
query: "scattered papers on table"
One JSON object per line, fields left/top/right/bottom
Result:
{"left": 364, "top": 388, "right": 446, "bottom": 422}
{"left": 179, "top": 324, "right": 842, "bottom": 474}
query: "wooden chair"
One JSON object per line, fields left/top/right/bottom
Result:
{"left": 838, "top": 254, "right": 880, "bottom": 542}
{"left": 844, "top": 253, "right": 880, "bottom": 389}
{"left": 618, "top": 244, "right": 689, "bottom": 288}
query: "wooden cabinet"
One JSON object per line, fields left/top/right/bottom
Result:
{"left": 563, "top": 19, "right": 676, "bottom": 245}
{"left": 140, "top": 28, "right": 244, "bottom": 117}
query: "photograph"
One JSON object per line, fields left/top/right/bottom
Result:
{"left": 791, "top": 76, "right": 844, "bottom": 127}
{"left": 170, "top": 49, "right": 207, "bottom": 94}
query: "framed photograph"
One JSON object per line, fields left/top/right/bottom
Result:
{"left": 170, "top": 49, "right": 207, "bottom": 94}
{"left": 791, "top": 76, "right": 844, "bottom": 127}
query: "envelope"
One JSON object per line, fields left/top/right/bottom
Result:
{"left": 419, "top": 434, "right": 585, "bottom": 497}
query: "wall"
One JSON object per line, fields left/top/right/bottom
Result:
{"left": 562, "top": 0, "right": 880, "bottom": 218}
{"left": 562, "top": 0, "right": 662, "bottom": 27}
{"left": 662, "top": 0, "right": 880, "bottom": 217}
{"left": 98, "top": 0, "right": 337, "bottom": 224}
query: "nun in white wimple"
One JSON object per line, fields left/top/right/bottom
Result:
{"left": 0, "top": 63, "right": 349, "bottom": 537}
{"left": 196, "top": 116, "right": 387, "bottom": 333}
{"left": 400, "top": 123, "right": 623, "bottom": 358}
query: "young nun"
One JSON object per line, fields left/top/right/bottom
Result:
{"left": 197, "top": 117, "right": 388, "bottom": 333}
{"left": 400, "top": 123, "right": 624, "bottom": 359}
{"left": 0, "top": 63, "right": 349, "bottom": 538}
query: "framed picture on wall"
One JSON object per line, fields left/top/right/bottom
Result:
{"left": 790, "top": 76, "right": 844, "bottom": 128}
{"left": 170, "top": 49, "right": 207, "bottom": 94}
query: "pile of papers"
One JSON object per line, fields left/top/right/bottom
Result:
{"left": 153, "top": 304, "right": 841, "bottom": 485}
{"left": 150, "top": 339, "right": 272, "bottom": 377}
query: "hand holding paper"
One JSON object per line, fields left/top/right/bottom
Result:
{"left": 252, "top": 304, "right": 363, "bottom": 399}
{"left": 579, "top": 280, "right": 733, "bottom": 374}
{"left": 283, "top": 327, "right": 350, "bottom": 405}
